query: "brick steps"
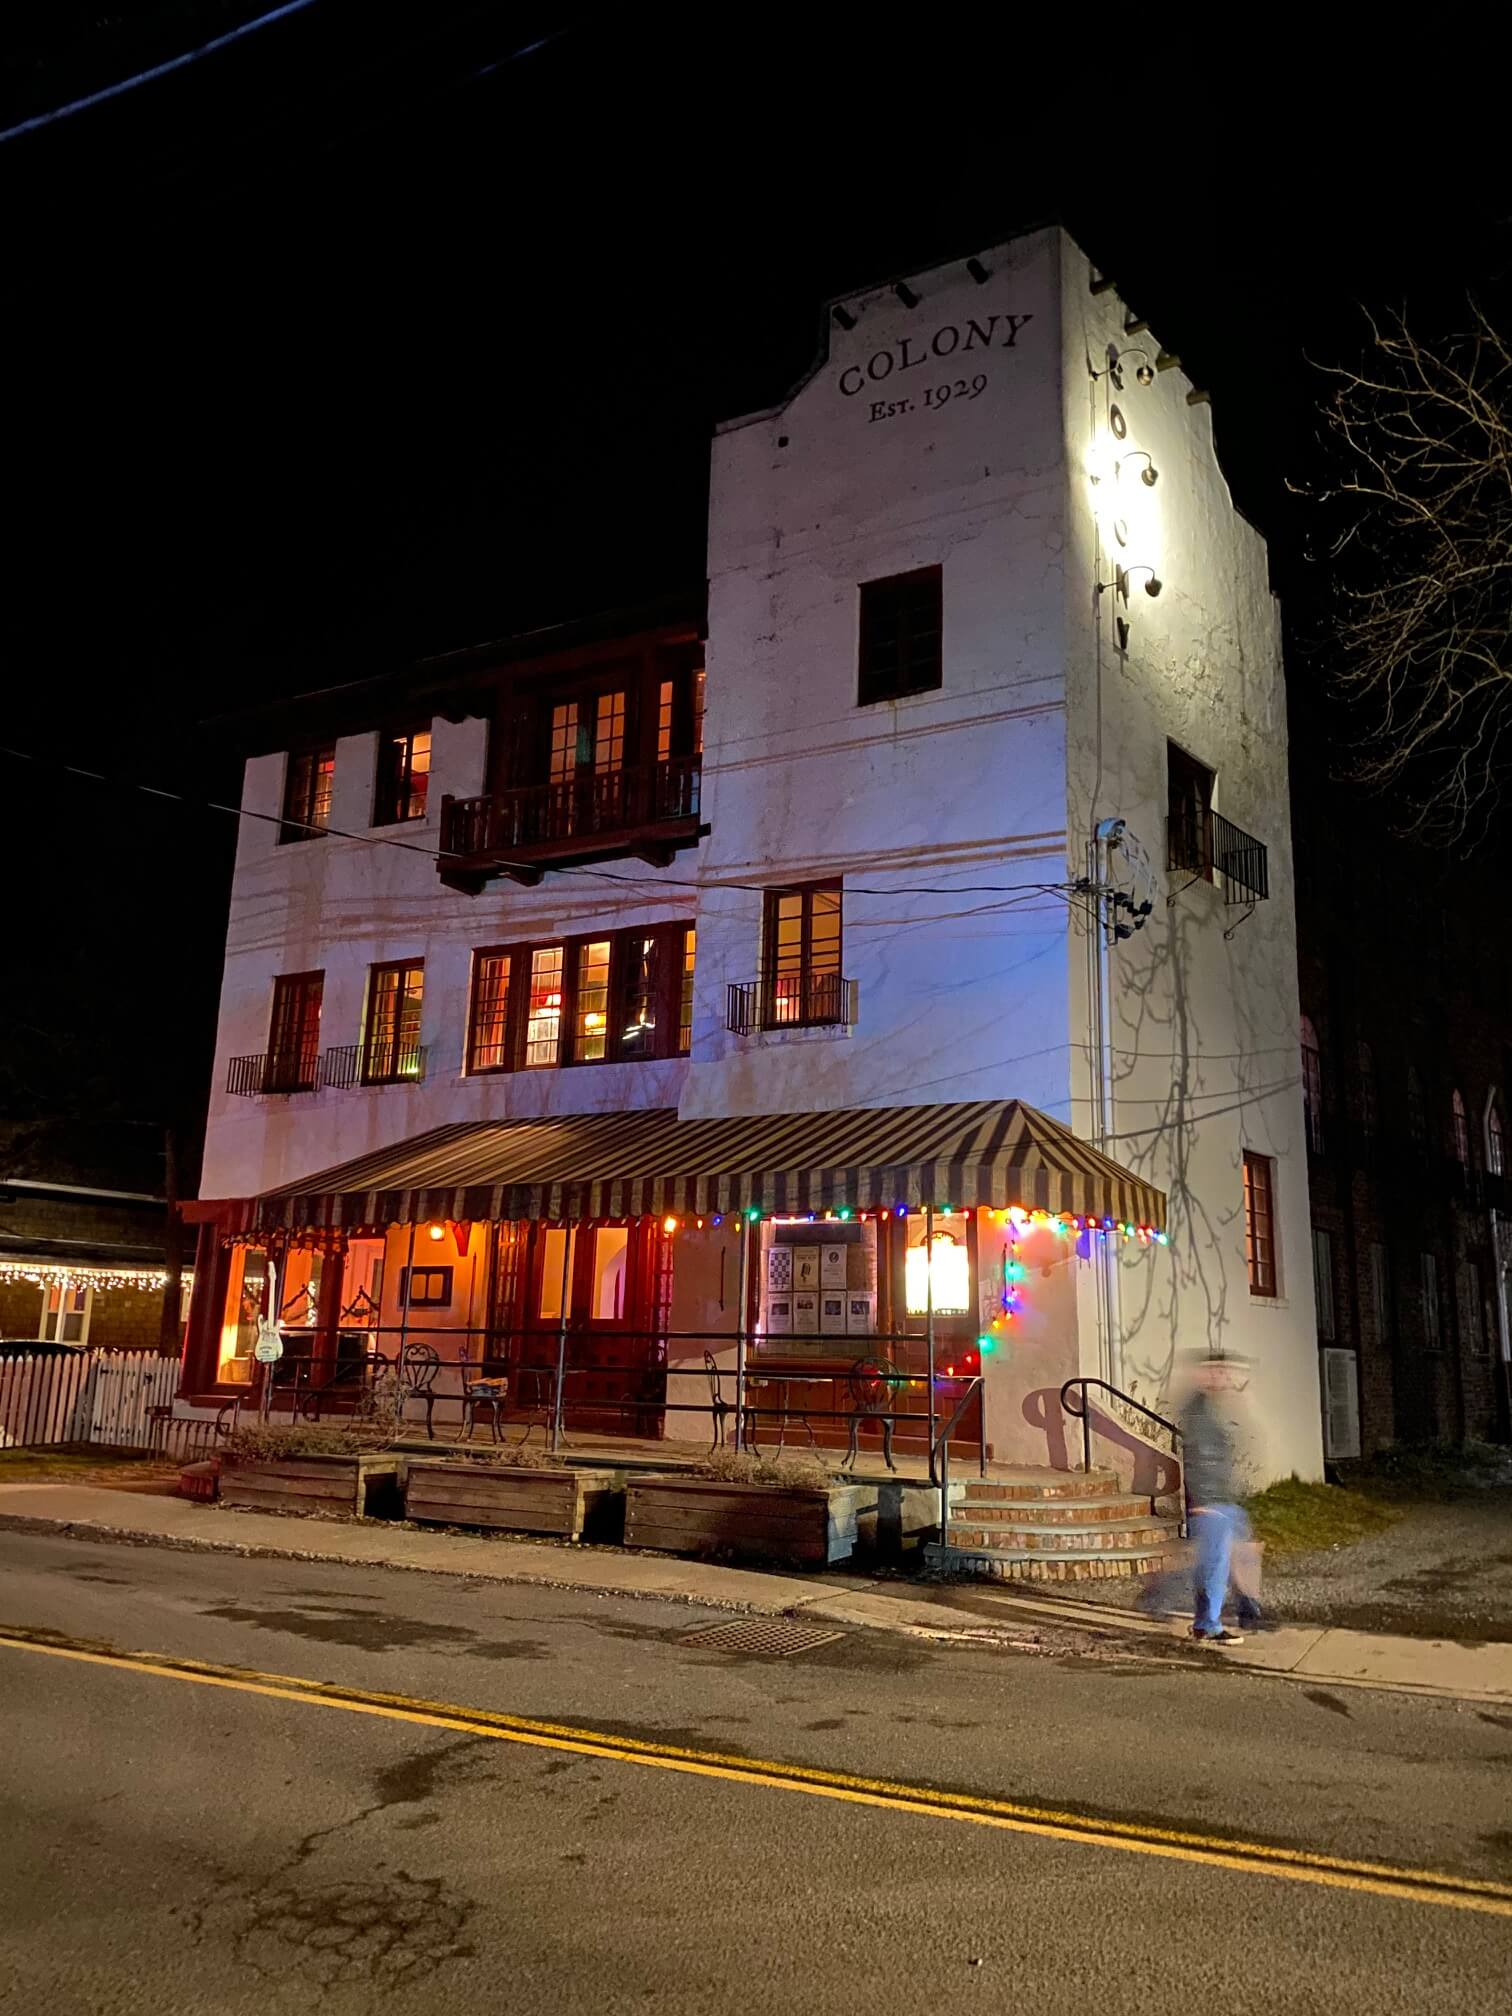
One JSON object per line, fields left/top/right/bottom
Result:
{"left": 962, "top": 1470, "right": 1123, "bottom": 1502}
{"left": 928, "top": 1543, "right": 1171, "bottom": 1584}
{"left": 948, "top": 1519, "right": 1176, "bottom": 1554}
{"left": 953, "top": 1495, "right": 1152, "bottom": 1526}
{"left": 935, "top": 1468, "right": 1178, "bottom": 1584}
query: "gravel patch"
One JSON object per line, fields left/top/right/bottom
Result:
{"left": 1044, "top": 1489, "right": 1512, "bottom": 1642}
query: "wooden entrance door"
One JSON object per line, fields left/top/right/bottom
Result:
{"left": 522, "top": 1221, "right": 666, "bottom": 1436}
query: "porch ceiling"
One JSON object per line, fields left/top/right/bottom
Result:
{"left": 245, "top": 1099, "right": 1167, "bottom": 1234}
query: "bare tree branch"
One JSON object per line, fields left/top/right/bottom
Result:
{"left": 1306, "top": 305, "right": 1512, "bottom": 844}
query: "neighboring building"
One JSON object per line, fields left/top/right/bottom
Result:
{"left": 0, "top": 1124, "right": 177, "bottom": 1351}
{"left": 1292, "top": 761, "right": 1512, "bottom": 1458}
{"left": 180, "top": 227, "right": 1323, "bottom": 1486}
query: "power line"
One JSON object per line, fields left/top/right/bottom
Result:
{"left": 0, "top": 744, "right": 1081, "bottom": 906}
{"left": 0, "top": 1, "right": 323, "bottom": 145}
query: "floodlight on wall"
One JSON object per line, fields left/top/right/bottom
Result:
{"left": 1097, "top": 565, "right": 1162, "bottom": 601}
{"left": 1092, "top": 344, "right": 1157, "bottom": 390}
{"left": 1119, "top": 450, "right": 1160, "bottom": 487}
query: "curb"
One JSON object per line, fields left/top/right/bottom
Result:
{"left": 0, "top": 1510, "right": 867, "bottom": 1621}
{"left": 2, "top": 1509, "right": 1506, "bottom": 1706}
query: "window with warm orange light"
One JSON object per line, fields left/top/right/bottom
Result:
{"left": 468, "top": 926, "right": 693, "bottom": 1071}
{"left": 526, "top": 947, "right": 564, "bottom": 1067}
{"left": 361, "top": 961, "right": 424, "bottom": 1083}
{"left": 574, "top": 940, "right": 612, "bottom": 1061}
{"left": 903, "top": 1226, "right": 971, "bottom": 1316}
{"left": 374, "top": 723, "right": 431, "bottom": 825}
{"left": 1242, "top": 1151, "right": 1277, "bottom": 1297}
{"left": 280, "top": 745, "right": 335, "bottom": 843}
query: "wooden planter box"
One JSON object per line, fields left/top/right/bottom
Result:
{"left": 624, "top": 1476, "right": 868, "bottom": 1568}
{"left": 404, "top": 1461, "right": 620, "bottom": 1543}
{"left": 220, "top": 1452, "right": 400, "bottom": 1518}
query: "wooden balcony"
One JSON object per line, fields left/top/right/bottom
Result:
{"left": 438, "top": 755, "right": 704, "bottom": 891}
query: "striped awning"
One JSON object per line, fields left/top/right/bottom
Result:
{"left": 248, "top": 1099, "right": 1166, "bottom": 1233}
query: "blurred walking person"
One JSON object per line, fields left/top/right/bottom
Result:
{"left": 1178, "top": 1354, "right": 1257, "bottom": 1644}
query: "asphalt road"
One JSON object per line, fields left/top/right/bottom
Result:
{"left": 1, "top": 1531, "right": 1509, "bottom": 2015}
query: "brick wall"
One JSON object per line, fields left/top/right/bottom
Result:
{"left": 1292, "top": 766, "right": 1511, "bottom": 1454}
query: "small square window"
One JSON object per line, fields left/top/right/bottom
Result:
{"left": 398, "top": 1266, "right": 452, "bottom": 1308}
{"left": 858, "top": 567, "right": 942, "bottom": 705}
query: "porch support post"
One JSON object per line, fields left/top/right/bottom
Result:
{"left": 550, "top": 1219, "right": 572, "bottom": 1453}
{"left": 395, "top": 1219, "right": 417, "bottom": 1366}
{"left": 733, "top": 1216, "right": 751, "bottom": 1452}
{"left": 924, "top": 1204, "right": 937, "bottom": 1488}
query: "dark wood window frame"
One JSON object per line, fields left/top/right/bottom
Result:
{"left": 398, "top": 1265, "right": 453, "bottom": 1308}
{"left": 858, "top": 566, "right": 943, "bottom": 706}
{"left": 1242, "top": 1149, "right": 1277, "bottom": 1298}
{"left": 1167, "top": 741, "right": 1215, "bottom": 881}
{"left": 488, "top": 640, "right": 706, "bottom": 798}
{"left": 761, "top": 879, "right": 844, "bottom": 1030}
{"left": 266, "top": 971, "right": 324, "bottom": 1093}
{"left": 361, "top": 959, "right": 425, "bottom": 1085}
{"left": 280, "top": 744, "right": 336, "bottom": 844}
{"left": 465, "top": 923, "right": 695, "bottom": 1074}
{"left": 373, "top": 722, "right": 433, "bottom": 827}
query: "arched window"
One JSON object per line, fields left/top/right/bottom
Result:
{"left": 1357, "top": 1039, "right": 1377, "bottom": 1145}
{"left": 1488, "top": 1096, "right": 1506, "bottom": 1178}
{"left": 1406, "top": 1064, "right": 1427, "bottom": 1146}
{"left": 1451, "top": 1088, "right": 1470, "bottom": 1168}
{"left": 1300, "top": 1015, "right": 1325, "bottom": 1154}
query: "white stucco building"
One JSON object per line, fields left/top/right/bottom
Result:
{"left": 183, "top": 226, "right": 1323, "bottom": 1492}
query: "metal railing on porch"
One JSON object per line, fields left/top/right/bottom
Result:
{"left": 253, "top": 1325, "right": 984, "bottom": 1514}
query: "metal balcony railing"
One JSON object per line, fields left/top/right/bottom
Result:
{"left": 1168, "top": 805, "right": 1269, "bottom": 905}
{"left": 440, "top": 754, "right": 702, "bottom": 882}
{"left": 727, "top": 974, "right": 858, "bottom": 1035}
{"left": 226, "top": 1050, "right": 320, "bottom": 1097}
{"left": 320, "top": 1042, "right": 428, "bottom": 1089}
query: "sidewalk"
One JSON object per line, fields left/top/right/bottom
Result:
{"left": 2, "top": 1480, "right": 1509, "bottom": 1704}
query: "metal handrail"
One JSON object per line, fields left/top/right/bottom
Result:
{"left": 1059, "top": 1375, "right": 1183, "bottom": 1525}
{"left": 930, "top": 1371, "right": 986, "bottom": 1535}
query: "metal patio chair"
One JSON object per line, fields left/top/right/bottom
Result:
{"left": 462, "top": 1375, "right": 509, "bottom": 1443}
{"left": 844, "top": 1356, "right": 899, "bottom": 1473}
{"left": 704, "top": 1350, "right": 755, "bottom": 1451}
{"left": 397, "top": 1342, "right": 441, "bottom": 1439}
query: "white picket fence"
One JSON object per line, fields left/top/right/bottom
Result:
{"left": 0, "top": 1349, "right": 182, "bottom": 1454}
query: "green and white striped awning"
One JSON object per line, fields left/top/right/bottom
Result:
{"left": 246, "top": 1099, "right": 1166, "bottom": 1233}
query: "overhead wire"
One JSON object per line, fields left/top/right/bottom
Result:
{"left": 0, "top": 744, "right": 1082, "bottom": 906}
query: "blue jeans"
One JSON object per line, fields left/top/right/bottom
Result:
{"left": 1191, "top": 1503, "right": 1250, "bottom": 1634}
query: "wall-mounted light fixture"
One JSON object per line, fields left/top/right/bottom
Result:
{"left": 1092, "top": 344, "right": 1157, "bottom": 391}
{"left": 1097, "top": 565, "right": 1163, "bottom": 601}
{"left": 1119, "top": 450, "right": 1160, "bottom": 488}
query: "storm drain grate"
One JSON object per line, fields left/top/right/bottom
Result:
{"left": 679, "top": 1616, "right": 847, "bottom": 1659}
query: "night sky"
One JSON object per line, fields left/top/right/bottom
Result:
{"left": 5, "top": 8, "right": 1505, "bottom": 1176}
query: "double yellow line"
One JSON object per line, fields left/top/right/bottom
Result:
{"left": 4, "top": 1624, "right": 1509, "bottom": 1920}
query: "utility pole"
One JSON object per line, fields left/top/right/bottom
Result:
{"left": 1080, "top": 816, "right": 1153, "bottom": 1391}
